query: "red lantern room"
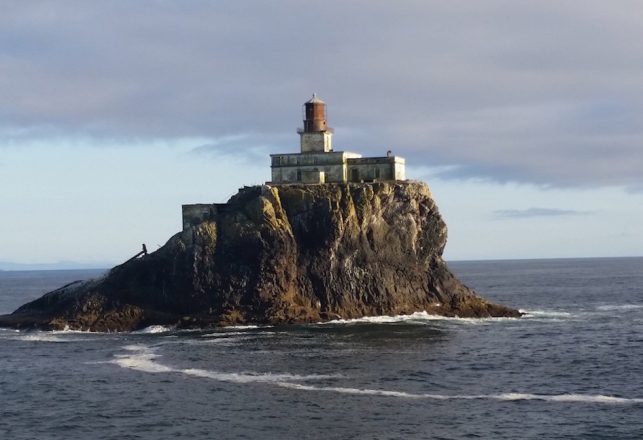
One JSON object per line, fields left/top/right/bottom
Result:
{"left": 303, "top": 93, "right": 330, "bottom": 133}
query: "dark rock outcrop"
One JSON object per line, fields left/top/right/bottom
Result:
{"left": 0, "top": 181, "right": 520, "bottom": 331}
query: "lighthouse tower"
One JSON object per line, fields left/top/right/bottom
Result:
{"left": 298, "top": 93, "right": 333, "bottom": 153}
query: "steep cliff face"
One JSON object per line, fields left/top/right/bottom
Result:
{"left": 0, "top": 181, "right": 520, "bottom": 331}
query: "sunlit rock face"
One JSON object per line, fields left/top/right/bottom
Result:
{"left": 0, "top": 181, "right": 520, "bottom": 331}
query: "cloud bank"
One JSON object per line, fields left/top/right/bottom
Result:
{"left": 2, "top": 0, "right": 642, "bottom": 188}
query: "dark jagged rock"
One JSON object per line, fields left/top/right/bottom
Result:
{"left": 0, "top": 181, "right": 521, "bottom": 331}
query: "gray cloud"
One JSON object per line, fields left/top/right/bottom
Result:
{"left": 493, "top": 207, "right": 593, "bottom": 219}
{"left": 2, "top": 0, "right": 642, "bottom": 187}
{"left": 625, "top": 184, "right": 643, "bottom": 194}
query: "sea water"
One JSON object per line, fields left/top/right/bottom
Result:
{"left": 0, "top": 258, "right": 642, "bottom": 439}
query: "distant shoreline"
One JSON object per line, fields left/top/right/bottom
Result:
{"left": 2, "top": 255, "right": 642, "bottom": 272}
{"left": 0, "top": 264, "right": 111, "bottom": 272}
{"left": 448, "top": 255, "right": 643, "bottom": 263}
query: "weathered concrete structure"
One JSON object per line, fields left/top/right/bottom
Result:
{"left": 182, "top": 204, "right": 220, "bottom": 230}
{"left": 269, "top": 94, "right": 405, "bottom": 184}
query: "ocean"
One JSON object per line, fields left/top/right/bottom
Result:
{"left": 1, "top": 258, "right": 642, "bottom": 439}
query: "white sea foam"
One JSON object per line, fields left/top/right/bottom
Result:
{"left": 200, "top": 330, "right": 276, "bottom": 339}
{"left": 122, "top": 344, "right": 151, "bottom": 351}
{"left": 272, "top": 385, "right": 643, "bottom": 404}
{"left": 519, "top": 309, "right": 573, "bottom": 319}
{"left": 225, "top": 324, "right": 264, "bottom": 330}
{"left": 488, "top": 392, "right": 643, "bottom": 404}
{"left": 197, "top": 336, "right": 254, "bottom": 345}
{"left": 113, "top": 345, "right": 340, "bottom": 381}
{"left": 182, "top": 368, "right": 342, "bottom": 383}
{"left": 52, "top": 329, "right": 92, "bottom": 334}
{"left": 111, "top": 345, "right": 643, "bottom": 405}
{"left": 319, "top": 311, "right": 519, "bottom": 325}
{"left": 110, "top": 346, "right": 173, "bottom": 373}
{"left": 277, "top": 382, "right": 429, "bottom": 398}
{"left": 596, "top": 304, "right": 643, "bottom": 312}
{"left": 13, "top": 333, "right": 72, "bottom": 343}
{"left": 200, "top": 331, "right": 261, "bottom": 338}
{"left": 112, "top": 354, "right": 174, "bottom": 373}
{"left": 320, "top": 311, "right": 438, "bottom": 324}
{"left": 135, "top": 325, "right": 175, "bottom": 334}
{"left": 4, "top": 327, "right": 104, "bottom": 342}
{"left": 0, "top": 328, "right": 22, "bottom": 337}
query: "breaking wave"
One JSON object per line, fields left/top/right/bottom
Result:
{"left": 319, "top": 311, "right": 520, "bottom": 325}
{"left": 111, "top": 345, "right": 643, "bottom": 405}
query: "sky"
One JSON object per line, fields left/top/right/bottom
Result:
{"left": 1, "top": 0, "right": 642, "bottom": 267}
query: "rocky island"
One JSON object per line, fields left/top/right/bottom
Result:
{"left": 0, "top": 96, "right": 520, "bottom": 331}
{"left": 0, "top": 181, "right": 520, "bottom": 331}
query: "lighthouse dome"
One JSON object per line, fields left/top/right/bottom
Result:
{"left": 306, "top": 93, "right": 325, "bottom": 104}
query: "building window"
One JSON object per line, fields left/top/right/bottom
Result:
{"left": 375, "top": 168, "right": 380, "bottom": 179}
{"left": 297, "top": 170, "right": 301, "bottom": 181}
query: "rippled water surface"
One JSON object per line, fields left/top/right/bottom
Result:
{"left": 1, "top": 258, "right": 642, "bottom": 439}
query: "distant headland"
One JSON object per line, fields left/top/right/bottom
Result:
{"left": 0, "top": 95, "right": 520, "bottom": 331}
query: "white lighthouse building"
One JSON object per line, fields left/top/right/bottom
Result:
{"left": 269, "top": 94, "right": 405, "bottom": 184}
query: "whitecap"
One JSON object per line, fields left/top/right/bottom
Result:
{"left": 596, "top": 304, "right": 643, "bottom": 312}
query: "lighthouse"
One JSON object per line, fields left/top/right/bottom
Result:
{"left": 268, "top": 94, "right": 406, "bottom": 184}
{"left": 298, "top": 93, "right": 333, "bottom": 153}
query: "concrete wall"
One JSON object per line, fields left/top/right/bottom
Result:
{"left": 394, "top": 158, "right": 406, "bottom": 180}
{"left": 272, "top": 163, "right": 344, "bottom": 183}
{"left": 270, "top": 151, "right": 362, "bottom": 183}
{"left": 182, "top": 204, "right": 217, "bottom": 230}
{"left": 346, "top": 156, "right": 405, "bottom": 182}
{"left": 301, "top": 170, "right": 325, "bottom": 184}
{"left": 300, "top": 132, "right": 333, "bottom": 153}
{"left": 270, "top": 152, "right": 405, "bottom": 184}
